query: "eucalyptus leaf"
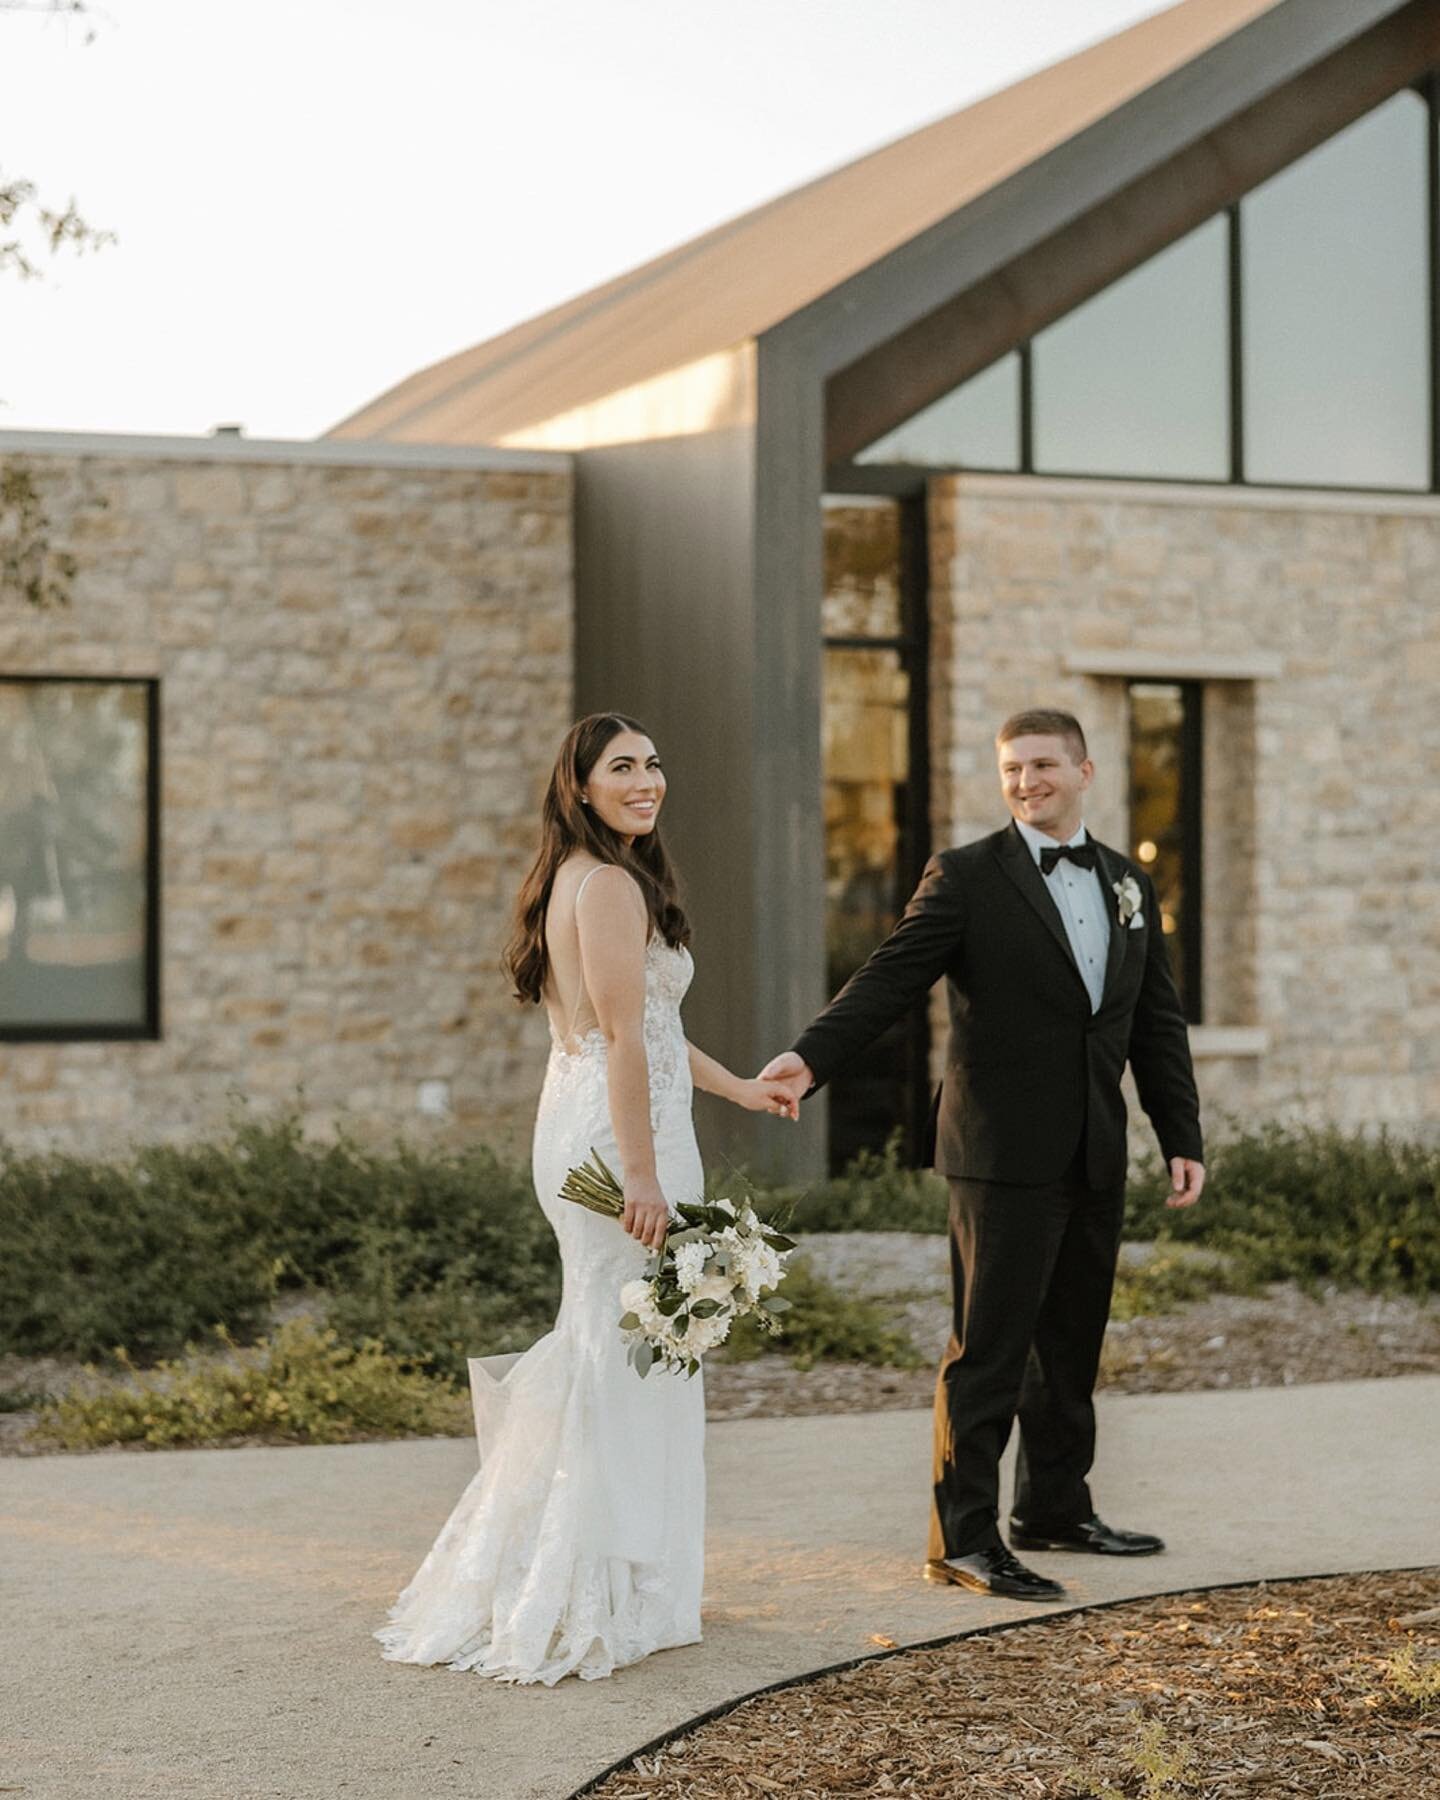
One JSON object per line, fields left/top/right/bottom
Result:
{"left": 761, "top": 1295, "right": 792, "bottom": 1313}
{"left": 618, "top": 1311, "right": 641, "bottom": 1332}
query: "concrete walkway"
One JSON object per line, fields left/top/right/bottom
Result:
{"left": 4, "top": 1377, "right": 1437, "bottom": 1800}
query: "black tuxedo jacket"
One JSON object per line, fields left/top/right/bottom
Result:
{"left": 792, "top": 822, "right": 1203, "bottom": 1189}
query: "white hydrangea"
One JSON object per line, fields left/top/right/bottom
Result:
{"left": 672, "top": 1241, "right": 708, "bottom": 1293}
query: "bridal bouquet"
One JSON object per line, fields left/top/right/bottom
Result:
{"left": 560, "top": 1151, "right": 796, "bottom": 1379}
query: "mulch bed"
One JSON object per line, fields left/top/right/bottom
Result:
{"left": 587, "top": 1570, "right": 1440, "bottom": 1798}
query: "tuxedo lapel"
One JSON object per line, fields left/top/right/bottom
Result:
{"left": 1092, "top": 839, "right": 1130, "bottom": 1002}
{"left": 992, "top": 825, "right": 1090, "bottom": 999}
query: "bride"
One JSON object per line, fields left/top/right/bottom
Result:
{"left": 376, "top": 712, "right": 797, "bottom": 1685}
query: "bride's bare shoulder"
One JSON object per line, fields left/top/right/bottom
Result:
{"left": 552, "top": 857, "right": 642, "bottom": 908}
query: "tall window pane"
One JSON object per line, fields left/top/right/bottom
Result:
{"left": 855, "top": 352, "right": 1021, "bottom": 469}
{"left": 1033, "top": 216, "right": 1229, "bottom": 480}
{"left": 1242, "top": 91, "right": 1429, "bottom": 489}
{"left": 822, "top": 499, "right": 928, "bottom": 1171}
{"left": 0, "top": 679, "right": 156, "bottom": 1035}
{"left": 1129, "top": 681, "right": 1202, "bottom": 1022}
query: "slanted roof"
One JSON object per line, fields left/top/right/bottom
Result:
{"left": 330, "top": 0, "right": 1289, "bottom": 445}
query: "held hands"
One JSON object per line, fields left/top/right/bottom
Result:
{"left": 732, "top": 1076, "right": 803, "bottom": 1122}
{"left": 621, "top": 1172, "right": 672, "bottom": 1250}
{"left": 1167, "top": 1157, "right": 1205, "bottom": 1209}
{"left": 757, "top": 1051, "right": 814, "bottom": 1121}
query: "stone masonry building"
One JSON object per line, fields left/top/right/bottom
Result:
{"left": 4, "top": 0, "right": 1438, "bottom": 1178}
{"left": 0, "top": 436, "right": 571, "bottom": 1154}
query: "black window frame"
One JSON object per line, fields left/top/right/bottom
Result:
{"left": 820, "top": 492, "right": 932, "bottom": 1168}
{"left": 0, "top": 672, "right": 162, "bottom": 1044}
{"left": 1127, "top": 678, "right": 1204, "bottom": 1025}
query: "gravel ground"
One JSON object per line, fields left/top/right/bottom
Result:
{"left": 588, "top": 1569, "right": 1440, "bottom": 1799}
{"left": 703, "top": 1232, "right": 1440, "bottom": 1422}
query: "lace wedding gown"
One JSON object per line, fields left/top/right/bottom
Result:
{"left": 375, "top": 930, "right": 705, "bottom": 1685}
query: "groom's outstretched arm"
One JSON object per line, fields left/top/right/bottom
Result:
{"left": 785, "top": 850, "right": 965, "bottom": 1094}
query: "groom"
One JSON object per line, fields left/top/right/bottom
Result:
{"left": 762, "top": 709, "right": 1205, "bottom": 1601}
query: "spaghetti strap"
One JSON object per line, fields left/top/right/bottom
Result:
{"left": 574, "top": 863, "right": 617, "bottom": 908}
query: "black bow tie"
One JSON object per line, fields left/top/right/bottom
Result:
{"left": 1039, "top": 841, "right": 1097, "bottom": 876}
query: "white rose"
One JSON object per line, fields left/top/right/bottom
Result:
{"left": 619, "top": 1279, "right": 650, "bottom": 1314}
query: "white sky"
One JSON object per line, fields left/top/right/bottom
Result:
{"left": 4, "top": 0, "right": 1169, "bottom": 441}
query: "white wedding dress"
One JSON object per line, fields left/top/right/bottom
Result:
{"left": 375, "top": 922, "right": 705, "bottom": 1685}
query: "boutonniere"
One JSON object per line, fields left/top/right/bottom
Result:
{"left": 1113, "top": 875, "right": 1145, "bottom": 931}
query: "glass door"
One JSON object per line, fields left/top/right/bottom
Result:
{"left": 821, "top": 496, "right": 930, "bottom": 1172}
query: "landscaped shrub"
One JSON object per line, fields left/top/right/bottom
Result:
{"left": 0, "top": 1108, "right": 559, "bottom": 1366}
{"left": 721, "top": 1257, "right": 923, "bottom": 1370}
{"left": 754, "top": 1133, "right": 949, "bottom": 1234}
{"left": 1124, "top": 1123, "right": 1440, "bottom": 1296}
{"left": 0, "top": 1137, "right": 283, "bottom": 1363}
{"left": 31, "top": 1319, "right": 468, "bottom": 1451}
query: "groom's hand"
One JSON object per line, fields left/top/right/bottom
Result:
{"left": 758, "top": 1051, "right": 814, "bottom": 1107}
{"left": 1167, "top": 1157, "right": 1205, "bottom": 1209}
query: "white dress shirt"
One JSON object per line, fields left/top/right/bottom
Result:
{"left": 1015, "top": 819, "right": 1111, "bottom": 1013}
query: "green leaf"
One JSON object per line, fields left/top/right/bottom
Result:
{"left": 689, "top": 1299, "right": 723, "bottom": 1319}
{"left": 762, "top": 1231, "right": 796, "bottom": 1252}
{"left": 761, "top": 1295, "right": 792, "bottom": 1314}
{"left": 634, "top": 1341, "right": 654, "bottom": 1378}
{"left": 618, "top": 1312, "right": 641, "bottom": 1332}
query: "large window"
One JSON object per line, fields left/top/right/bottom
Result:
{"left": 1033, "top": 216, "right": 1229, "bottom": 481}
{"left": 848, "top": 84, "right": 1440, "bottom": 495}
{"left": 1242, "top": 90, "right": 1430, "bottom": 489}
{"left": 1128, "top": 681, "right": 1202, "bottom": 1022}
{"left": 856, "top": 352, "right": 1021, "bottom": 471}
{"left": 822, "top": 498, "right": 930, "bottom": 1171}
{"left": 0, "top": 677, "right": 159, "bottom": 1039}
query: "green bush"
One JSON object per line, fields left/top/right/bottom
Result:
{"left": 1124, "top": 1124, "right": 1440, "bottom": 1296}
{"left": 1109, "top": 1249, "right": 1243, "bottom": 1320}
{"left": 31, "top": 1319, "right": 468, "bottom": 1451}
{"left": 0, "top": 1109, "right": 560, "bottom": 1367}
{"left": 721, "top": 1257, "right": 923, "bottom": 1371}
{"left": 753, "top": 1133, "right": 949, "bottom": 1235}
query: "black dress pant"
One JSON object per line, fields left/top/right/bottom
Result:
{"left": 928, "top": 1152, "right": 1126, "bottom": 1560}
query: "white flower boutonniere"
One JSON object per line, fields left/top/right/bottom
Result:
{"left": 1113, "top": 874, "right": 1145, "bottom": 931}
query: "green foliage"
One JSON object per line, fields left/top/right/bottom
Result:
{"left": 721, "top": 1257, "right": 923, "bottom": 1372}
{"left": 1108, "top": 1250, "right": 1243, "bottom": 1321}
{"left": 1125, "top": 1124, "right": 1440, "bottom": 1296}
{"left": 753, "top": 1133, "right": 949, "bottom": 1235}
{"left": 0, "top": 459, "right": 79, "bottom": 610}
{"left": 1374, "top": 1644, "right": 1440, "bottom": 1713}
{"left": 1065, "top": 1719, "right": 1196, "bottom": 1799}
{"left": 0, "top": 1107, "right": 560, "bottom": 1368}
{"left": 31, "top": 1320, "right": 467, "bottom": 1451}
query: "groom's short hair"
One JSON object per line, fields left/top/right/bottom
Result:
{"left": 996, "top": 708, "right": 1088, "bottom": 763}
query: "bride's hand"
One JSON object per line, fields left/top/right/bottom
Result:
{"left": 622, "top": 1174, "right": 672, "bottom": 1250}
{"left": 732, "top": 1077, "right": 801, "bottom": 1122}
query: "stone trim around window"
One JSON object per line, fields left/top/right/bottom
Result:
{"left": 1065, "top": 650, "right": 1282, "bottom": 681}
{"left": 1187, "top": 1026, "right": 1269, "bottom": 1059}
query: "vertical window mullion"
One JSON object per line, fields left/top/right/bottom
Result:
{"left": 1228, "top": 203, "right": 1245, "bottom": 486}
{"left": 1181, "top": 682, "right": 1205, "bottom": 1024}
{"left": 1428, "top": 73, "right": 1440, "bottom": 493}
{"left": 1018, "top": 340, "right": 1035, "bottom": 474}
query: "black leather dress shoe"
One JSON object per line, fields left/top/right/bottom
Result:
{"left": 923, "top": 1545, "right": 1066, "bottom": 1600}
{"left": 1009, "top": 1514, "right": 1165, "bottom": 1556}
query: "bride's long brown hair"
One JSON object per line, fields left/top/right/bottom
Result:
{"left": 505, "top": 712, "right": 692, "bottom": 1005}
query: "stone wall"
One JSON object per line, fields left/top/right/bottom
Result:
{"left": 928, "top": 472, "right": 1440, "bottom": 1144}
{"left": 0, "top": 435, "right": 572, "bottom": 1153}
